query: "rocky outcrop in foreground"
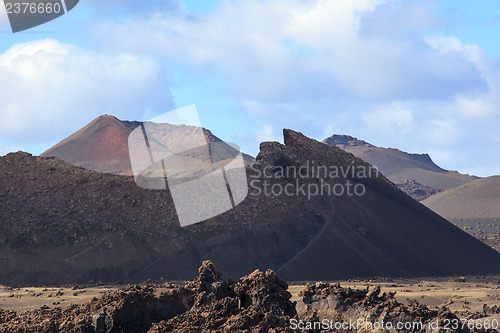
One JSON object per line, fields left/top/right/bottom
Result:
{"left": 0, "top": 262, "right": 494, "bottom": 333}
{"left": 0, "top": 261, "right": 295, "bottom": 333}
{"left": 297, "top": 283, "right": 473, "bottom": 333}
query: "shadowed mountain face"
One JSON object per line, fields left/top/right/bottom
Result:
{"left": 323, "top": 134, "right": 478, "bottom": 193}
{"left": 40, "top": 115, "right": 254, "bottom": 175}
{"left": 2, "top": 130, "right": 500, "bottom": 285}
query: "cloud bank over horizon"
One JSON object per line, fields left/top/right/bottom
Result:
{"left": 0, "top": 0, "right": 499, "bottom": 176}
{"left": 0, "top": 39, "right": 173, "bottom": 146}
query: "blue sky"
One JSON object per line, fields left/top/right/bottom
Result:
{"left": 0, "top": 0, "right": 499, "bottom": 177}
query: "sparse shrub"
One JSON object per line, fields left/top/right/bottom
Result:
{"left": 357, "top": 227, "right": 367, "bottom": 236}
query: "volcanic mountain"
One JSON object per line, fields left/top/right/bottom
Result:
{"left": 323, "top": 134, "right": 477, "bottom": 197}
{"left": 2, "top": 130, "right": 500, "bottom": 285}
{"left": 423, "top": 176, "right": 500, "bottom": 230}
{"left": 422, "top": 176, "right": 500, "bottom": 252}
{"left": 40, "top": 115, "right": 254, "bottom": 175}
{"left": 423, "top": 176, "right": 500, "bottom": 220}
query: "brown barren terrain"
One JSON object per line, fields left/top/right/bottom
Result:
{"left": 1, "top": 262, "right": 499, "bottom": 332}
{"left": 423, "top": 176, "right": 500, "bottom": 253}
{"left": 2, "top": 129, "right": 500, "bottom": 286}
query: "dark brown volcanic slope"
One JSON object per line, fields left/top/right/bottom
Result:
{"left": 1, "top": 130, "right": 500, "bottom": 285}
{"left": 40, "top": 115, "right": 254, "bottom": 175}
{"left": 323, "top": 134, "right": 477, "bottom": 192}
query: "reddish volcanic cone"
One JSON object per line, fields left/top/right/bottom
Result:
{"left": 41, "top": 115, "right": 254, "bottom": 175}
{"left": 41, "top": 115, "right": 142, "bottom": 175}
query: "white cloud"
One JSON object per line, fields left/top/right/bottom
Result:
{"left": 424, "top": 148, "right": 462, "bottom": 170}
{"left": 426, "top": 36, "right": 485, "bottom": 70}
{"left": 0, "top": 39, "right": 172, "bottom": 143}
{"left": 453, "top": 95, "right": 499, "bottom": 118}
{"left": 87, "top": 0, "right": 500, "bottom": 176}
{"left": 362, "top": 103, "right": 413, "bottom": 135}
{"left": 256, "top": 123, "right": 282, "bottom": 144}
{"left": 425, "top": 120, "right": 458, "bottom": 146}
{"left": 426, "top": 35, "right": 500, "bottom": 118}
{"left": 0, "top": 143, "right": 24, "bottom": 156}
{"left": 283, "top": 0, "right": 385, "bottom": 45}
{"left": 359, "top": 1, "right": 439, "bottom": 37}
{"left": 0, "top": 3, "right": 9, "bottom": 29}
{"left": 93, "top": 0, "right": 488, "bottom": 102}
{"left": 2, "top": 0, "right": 499, "bottom": 175}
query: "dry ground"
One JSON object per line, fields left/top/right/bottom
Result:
{"left": 289, "top": 275, "right": 500, "bottom": 322}
{"left": 0, "top": 286, "right": 116, "bottom": 313}
{"left": 3, "top": 276, "right": 499, "bottom": 316}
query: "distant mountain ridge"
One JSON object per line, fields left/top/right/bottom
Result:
{"left": 323, "top": 134, "right": 478, "bottom": 195}
{"left": 41, "top": 115, "right": 254, "bottom": 175}
{"left": 324, "top": 135, "right": 374, "bottom": 148}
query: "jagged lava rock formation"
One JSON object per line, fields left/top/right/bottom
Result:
{"left": 396, "top": 179, "right": 441, "bottom": 201}
{"left": 0, "top": 261, "right": 484, "bottom": 332}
